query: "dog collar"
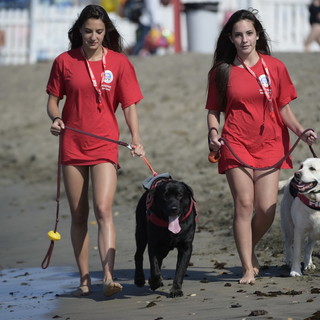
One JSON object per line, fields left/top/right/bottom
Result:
{"left": 297, "top": 193, "right": 320, "bottom": 211}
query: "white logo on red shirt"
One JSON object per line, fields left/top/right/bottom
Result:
{"left": 259, "top": 74, "right": 270, "bottom": 88}
{"left": 101, "top": 70, "right": 113, "bottom": 91}
{"left": 258, "top": 74, "right": 272, "bottom": 96}
{"left": 103, "top": 70, "right": 113, "bottom": 84}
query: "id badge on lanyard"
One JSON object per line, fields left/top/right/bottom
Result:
{"left": 81, "top": 47, "right": 107, "bottom": 112}
{"left": 237, "top": 55, "right": 275, "bottom": 120}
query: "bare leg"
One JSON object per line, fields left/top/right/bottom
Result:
{"left": 226, "top": 167, "right": 255, "bottom": 284}
{"left": 91, "top": 163, "right": 122, "bottom": 297}
{"left": 304, "top": 24, "right": 320, "bottom": 52}
{"left": 226, "top": 168, "right": 280, "bottom": 284}
{"left": 251, "top": 169, "right": 279, "bottom": 275}
{"left": 63, "top": 165, "right": 91, "bottom": 295}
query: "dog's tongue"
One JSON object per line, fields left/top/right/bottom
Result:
{"left": 168, "top": 215, "right": 181, "bottom": 234}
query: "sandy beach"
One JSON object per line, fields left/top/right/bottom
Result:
{"left": 1, "top": 52, "right": 320, "bottom": 320}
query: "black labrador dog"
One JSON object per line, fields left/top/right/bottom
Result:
{"left": 134, "top": 177, "right": 197, "bottom": 297}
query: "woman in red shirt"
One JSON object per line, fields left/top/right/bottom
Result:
{"left": 47, "top": 4, "right": 145, "bottom": 297}
{"left": 206, "top": 9, "right": 317, "bottom": 284}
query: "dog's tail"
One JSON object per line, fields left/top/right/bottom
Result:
{"left": 278, "top": 176, "right": 293, "bottom": 193}
{"left": 278, "top": 180, "right": 287, "bottom": 192}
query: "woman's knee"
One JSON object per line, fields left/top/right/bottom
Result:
{"left": 94, "top": 204, "right": 113, "bottom": 224}
{"left": 235, "top": 195, "right": 254, "bottom": 212}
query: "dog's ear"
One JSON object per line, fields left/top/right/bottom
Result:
{"left": 149, "top": 185, "right": 162, "bottom": 202}
{"left": 180, "top": 182, "right": 195, "bottom": 213}
{"left": 150, "top": 183, "right": 166, "bottom": 212}
{"left": 181, "top": 182, "right": 194, "bottom": 198}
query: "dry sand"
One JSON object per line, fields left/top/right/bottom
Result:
{"left": 1, "top": 52, "right": 320, "bottom": 320}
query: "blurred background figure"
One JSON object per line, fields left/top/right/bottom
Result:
{"left": 304, "top": 0, "right": 320, "bottom": 52}
{"left": 119, "top": 0, "right": 171, "bottom": 56}
{"left": 143, "top": 26, "right": 174, "bottom": 55}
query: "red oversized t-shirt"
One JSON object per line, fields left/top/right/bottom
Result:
{"left": 206, "top": 54, "right": 297, "bottom": 173}
{"left": 47, "top": 48, "right": 143, "bottom": 166}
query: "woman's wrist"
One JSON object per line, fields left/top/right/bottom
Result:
{"left": 208, "top": 127, "right": 219, "bottom": 135}
{"left": 52, "top": 116, "right": 61, "bottom": 123}
{"left": 131, "top": 134, "right": 141, "bottom": 144}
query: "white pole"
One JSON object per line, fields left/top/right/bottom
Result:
{"left": 29, "top": 0, "right": 38, "bottom": 64}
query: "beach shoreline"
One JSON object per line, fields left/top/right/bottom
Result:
{"left": 1, "top": 52, "right": 320, "bottom": 319}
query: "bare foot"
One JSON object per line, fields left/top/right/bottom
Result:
{"left": 73, "top": 285, "right": 91, "bottom": 297}
{"left": 103, "top": 280, "right": 123, "bottom": 297}
{"left": 252, "top": 254, "right": 260, "bottom": 276}
{"left": 239, "top": 270, "right": 255, "bottom": 284}
{"left": 73, "top": 274, "right": 91, "bottom": 297}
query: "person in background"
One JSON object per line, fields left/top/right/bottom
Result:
{"left": 131, "top": 0, "right": 169, "bottom": 55}
{"left": 46, "top": 4, "right": 145, "bottom": 297}
{"left": 304, "top": 0, "right": 320, "bottom": 51}
{"left": 206, "top": 9, "right": 317, "bottom": 284}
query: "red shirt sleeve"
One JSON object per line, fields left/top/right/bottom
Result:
{"left": 275, "top": 60, "right": 297, "bottom": 108}
{"left": 116, "top": 56, "right": 143, "bottom": 109}
{"left": 46, "top": 54, "right": 66, "bottom": 99}
{"left": 205, "top": 69, "right": 220, "bottom": 111}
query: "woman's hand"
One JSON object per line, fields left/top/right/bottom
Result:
{"left": 208, "top": 127, "right": 223, "bottom": 151}
{"left": 131, "top": 143, "right": 145, "bottom": 157}
{"left": 50, "top": 117, "right": 65, "bottom": 136}
{"left": 301, "top": 129, "right": 318, "bottom": 146}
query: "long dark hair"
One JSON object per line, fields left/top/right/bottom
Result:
{"left": 68, "top": 5, "right": 123, "bottom": 53}
{"left": 208, "top": 9, "right": 271, "bottom": 111}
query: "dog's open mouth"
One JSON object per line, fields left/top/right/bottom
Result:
{"left": 291, "top": 179, "right": 318, "bottom": 193}
{"left": 168, "top": 215, "right": 181, "bottom": 234}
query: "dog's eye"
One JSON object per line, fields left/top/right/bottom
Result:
{"left": 176, "top": 192, "right": 183, "bottom": 200}
{"left": 309, "top": 166, "right": 316, "bottom": 171}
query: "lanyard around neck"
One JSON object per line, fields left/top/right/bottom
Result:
{"left": 237, "top": 55, "right": 275, "bottom": 119}
{"left": 81, "top": 47, "right": 107, "bottom": 112}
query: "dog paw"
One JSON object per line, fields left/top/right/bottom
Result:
{"left": 134, "top": 276, "right": 145, "bottom": 287}
{"left": 149, "top": 276, "right": 163, "bottom": 291}
{"left": 169, "top": 289, "right": 184, "bottom": 298}
{"left": 290, "top": 270, "right": 303, "bottom": 277}
{"left": 304, "top": 263, "right": 316, "bottom": 271}
{"left": 134, "top": 271, "right": 146, "bottom": 287}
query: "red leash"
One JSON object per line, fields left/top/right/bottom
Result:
{"left": 41, "top": 136, "right": 62, "bottom": 269}
{"left": 209, "top": 128, "right": 318, "bottom": 169}
{"left": 65, "top": 126, "right": 158, "bottom": 176}
{"left": 41, "top": 127, "right": 158, "bottom": 269}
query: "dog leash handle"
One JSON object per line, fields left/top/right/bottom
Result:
{"left": 130, "top": 144, "right": 158, "bottom": 176}
{"left": 208, "top": 150, "right": 221, "bottom": 163}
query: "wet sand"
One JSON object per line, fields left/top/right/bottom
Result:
{"left": 1, "top": 52, "right": 320, "bottom": 319}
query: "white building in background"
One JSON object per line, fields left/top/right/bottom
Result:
{"left": 0, "top": 0, "right": 318, "bottom": 65}
{"left": 183, "top": 0, "right": 315, "bottom": 53}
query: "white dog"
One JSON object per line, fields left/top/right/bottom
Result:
{"left": 280, "top": 157, "right": 320, "bottom": 277}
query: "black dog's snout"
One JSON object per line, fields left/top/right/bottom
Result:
{"left": 294, "top": 171, "right": 302, "bottom": 180}
{"left": 170, "top": 206, "right": 179, "bottom": 214}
